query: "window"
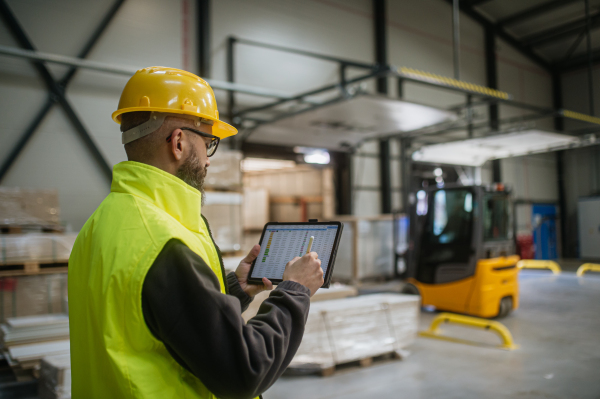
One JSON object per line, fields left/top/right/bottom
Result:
{"left": 483, "top": 193, "right": 510, "bottom": 240}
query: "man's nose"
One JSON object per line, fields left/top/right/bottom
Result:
{"left": 206, "top": 159, "right": 210, "bottom": 167}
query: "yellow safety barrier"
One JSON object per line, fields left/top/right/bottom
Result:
{"left": 419, "top": 312, "right": 518, "bottom": 351}
{"left": 576, "top": 263, "right": 600, "bottom": 277}
{"left": 516, "top": 260, "right": 561, "bottom": 275}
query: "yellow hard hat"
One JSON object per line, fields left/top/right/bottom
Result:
{"left": 112, "top": 66, "right": 237, "bottom": 139}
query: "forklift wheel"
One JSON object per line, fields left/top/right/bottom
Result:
{"left": 496, "top": 296, "right": 513, "bottom": 319}
{"left": 401, "top": 283, "right": 420, "bottom": 296}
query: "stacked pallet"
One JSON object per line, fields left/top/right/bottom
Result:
{"left": 288, "top": 293, "right": 419, "bottom": 375}
{"left": 39, "top": 354, "right": 71, "bottom": 399}
{"left": 1, "top": 314, "right": 70, "bottom": 372}
{"left": 0, "top": 188, "right": 62, "bottom": 233}
{"left": 241, "top": 283, "right": 357, "bottom": 322}
{"left": 203, "top": 150, "right": 244, "bottom": 254}
{"left": 243, "top": 165, "right": 335, "bottom": 223}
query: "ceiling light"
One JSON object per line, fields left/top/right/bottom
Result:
{"left": 304, "top": 149, "right": 330, "bottom": 164}
{"left": 434, "top": 167, "right": 443, "bottom": 177}
{"left": 412, "top": 130, "right": 580, "bottom": 166}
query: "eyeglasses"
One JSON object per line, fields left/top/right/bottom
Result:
{"left": 166, "top": 127, "right": 220, "bottom": 157}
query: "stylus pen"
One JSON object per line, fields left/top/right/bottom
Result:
{"left": 306, "top": 236, "right": 314, "bottom": 254}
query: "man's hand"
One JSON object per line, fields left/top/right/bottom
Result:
{"left": 235, "top": 245, "right": 273, "bottom": 298}
{"left": 282, "top": 252, "right": 324, "bottom": 297}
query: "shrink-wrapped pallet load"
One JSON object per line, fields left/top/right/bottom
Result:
{"left": 0, "top": 188, "right": 61, "bottom": 229}
{"left": 202, "top": 192, "right": 243, "bottom": 253}
{"left": 0, "top": 234, "right": 76, "bottom": 265}
{"left": 289, "top": 294, "right": 419, "bottom": 371}
{"left": 204, "top": 150, "right": 242, "bottom": 190}
{"left": 39, "top": 354, "right": 71, "bottom": 399}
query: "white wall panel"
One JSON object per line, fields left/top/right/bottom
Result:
{"left": 501, "top": 154, "right": 558, "bottom": 201}
{"left": 211, "top": 0, "right": 372, "bottom": 111}
{"left": 0, "top": 0, "right": 565, "bottom": 228}
{"left": 0, "top": 0, "right": 186, "bottom": 230}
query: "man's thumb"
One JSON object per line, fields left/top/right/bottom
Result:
{"left": 243, "top": 244, "right": 260, "bottom": 262}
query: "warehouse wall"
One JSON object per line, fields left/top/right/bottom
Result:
{"left": 0, "top": 0, "right": 191, "bottom": 230}
{"left": 560, "top": 66, "right": 600, "bottom": 257}
{"left": 0, "top": 0, "right": 565, "bottom": 229}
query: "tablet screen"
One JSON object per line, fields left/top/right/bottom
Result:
{"left": 250, "top": 224, "right": 339, "bottom": 281}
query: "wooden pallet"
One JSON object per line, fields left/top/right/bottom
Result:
{"left": 0, "top": 224, "right": 64, "bottom": 234}
{"left": 286, "top": 350, "right": 405, "bottom": 377}
{"left": 0, "top": 260, "right": 68, "bottom": 277}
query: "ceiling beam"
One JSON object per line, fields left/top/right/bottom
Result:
{"left": 498, "top": 0, "right": 580, "bottom": 27}
{"left": 522, "top": 11, "right": 600, "bottom": 47}
{"left": 467, "top": 0, "right": 494, "bottom": 6}
{"left": 444, "top": 0, "right": 551, "bottom": 71}
{"left": 554, "top": 49, "right": 600, "bottom": 72}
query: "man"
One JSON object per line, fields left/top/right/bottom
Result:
{"left": 68, "top": 66, "right": 324, "bottom": 398}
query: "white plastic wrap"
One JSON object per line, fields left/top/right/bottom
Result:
{"left": 203, "top": 192, "right": 243, "bottom": 252}
{"left": 204, "top": 150, "right": 242, "bottom": 189}
{"left": 0, "top": 274, "right": 68, "bottom": 322}
{"left": 334, "top": 217, "right": 395, "bottom": 281}
{"left": 39, "top": 354, "right": 71, "bottom": 399}
{"left": 0, "top": 234, "right": 76, "bottom": 265}
{"left": 290, "top": 294, "right": 419, "bottom": 368}
{"left": 0, "top": 188, "right": 61, "bottom": 226}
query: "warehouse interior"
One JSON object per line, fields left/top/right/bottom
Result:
{"left": 1, "top": 0, "right": 600, "bottom": 397}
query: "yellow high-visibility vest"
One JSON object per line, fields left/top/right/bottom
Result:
{"left": 69, "top": 161, "right": 226, "bottom": 398}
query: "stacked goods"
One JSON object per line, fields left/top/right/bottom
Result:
{"left": 204, "top": 150, "right": 242, "bottom": 190}
{"left": 6, "top": 339, "right": 70, "bottom": 371}
{"left": 241, "top": 283, "right": 358, "bottom": 323}
{"left": 0, "top": 188, "right": 61, "bottom": 232}
{"left": 333, "top": 215, "right": 395, "bottom": 282}
{"left": 1, "top": 314, "right": 69, "bottom": 347}
{"left": 203, "top": 192, "right": 243, "bottom": 253}
{"left": 289, "top": 294, "right": 419, "bottom": 372}
{"left": 0, "top": 275, "right": 68, "bottom": 322}
{"left": 243, "top": 166, "right": 335, "bottom": 223}
{"left": 1, "top": 314, "right": 69, "bottom": 373}
{"left": 202, "top": 150, "right": 244, "bottom": 254}
{"left": 0, "top": 234, "right": 76, "bottom": 267}
{"left": 242, "top": 188, "right": 269, "bottom": 231}
{"left": 39, "top": 354, "right": 71, "bottom": 399}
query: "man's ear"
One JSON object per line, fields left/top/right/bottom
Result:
{"left": 167, "top": 129, "right": 185, "bottom": 161}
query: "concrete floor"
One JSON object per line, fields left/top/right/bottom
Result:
{"left": 265, "top": 271, "right": 600, "bottom": 399}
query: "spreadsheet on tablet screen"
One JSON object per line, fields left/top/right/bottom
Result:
{"left": 250, "top": 225, "right": 338, "bottom": 280}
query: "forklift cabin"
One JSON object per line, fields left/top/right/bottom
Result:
{"left": 405, "top": 184, "right": 519, "bottom": 318}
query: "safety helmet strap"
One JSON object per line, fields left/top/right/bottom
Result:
{"left": 121, "top": 112, "right": 215, "bottom": 145}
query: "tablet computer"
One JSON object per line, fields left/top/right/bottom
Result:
{"left": 248, "top": 221, "right": 344, "bottom": 289}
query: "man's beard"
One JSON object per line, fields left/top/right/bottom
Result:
{"left": 176, "top": 149, "right": 207, "bottom": 204}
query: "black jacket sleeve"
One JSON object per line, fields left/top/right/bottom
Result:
{"left": 142, "top": 239, "right": 310, "bottom": 399}
{"left": 226, "top": 272, "right": 253, "bottom": 313}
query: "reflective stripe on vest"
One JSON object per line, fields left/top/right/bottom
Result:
{"left": 69, "top": 161, "right": 225, "bottom": 398}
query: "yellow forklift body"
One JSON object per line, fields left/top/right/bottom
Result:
{"left": 408, "top": 255, "right": 520, "bottom": 318}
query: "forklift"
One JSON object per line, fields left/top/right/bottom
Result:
{"left": 402, "top": 183, "right": 519, "bottom": 318}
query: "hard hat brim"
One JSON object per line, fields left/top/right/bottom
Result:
{"left": 112, "top": 107, "right": 238, "bottom": 139}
